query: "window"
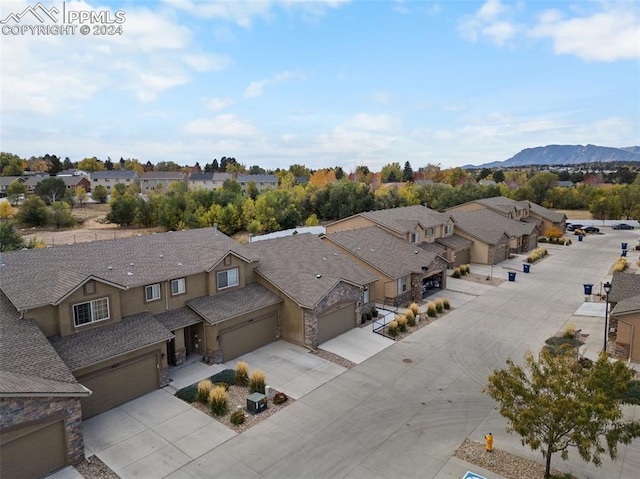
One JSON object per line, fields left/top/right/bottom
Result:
{"left": 217, "top": 268, "right": 239, "bottom": 290}
{"left": 74, "top": 298, "right": 109, "bottom": 327}
{"left": 171, "top": 278, "right": 186, "bottom": 295}
{"left": 411, "top": 232, "right": 420, "bottom": 244}
{"left": 145, "top": 283, "right": 161, "bottom": 302}
{"left": 444, "top": 224, "right": 452, "bottom": 235}
{"left": 426, "top": 227, "right": 435, "bottom": 236}
{"left": 363, "top": 287, "right": 369, "bottom": 304}
{"left": 398, "top": 276, "right": 407, "bottom": 293}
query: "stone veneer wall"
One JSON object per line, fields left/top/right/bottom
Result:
{"left": 160, "top": 367, "right": 170, "bottom": 387}
{"left": 0, "top": 397, "right": 84, "bottom": 465}
{"left": 174, "top": 348, "right": 186, "bottom": 366}
{"left": 303, "top": 282, "right": 364, "bottom": 349}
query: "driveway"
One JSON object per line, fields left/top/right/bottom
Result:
{"left": 63, "top": 228, "right": 639, "bottom": 479}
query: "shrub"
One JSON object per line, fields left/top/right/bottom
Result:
{"left": 546, "top": 226, "right": 563, "bottom": 239}
{"left": 563, "top": 238, "right": 572, "bottom": 245}
{"left": 366, "top": 312, "right": 373, "bottom": 321}
{"left": 409, "top": 302, "right": 420, "bottom": 317}
{"left": 249, "top": 369, "right": 266, "bottom": 394}
{"left": 563, "top": 323, "right": 576, "bottom": 338}
{"left": 452, "top": 268, "right": 461, "bottom": 278}
{"left": 208, "top": 386, "right": 228, "bottom": 416}
{"left": 213, "top": 382, "right": 229, "bottom": 391}
{"left": 463, "top": 264, "right": 471, "bottom": 274}
{"left": 427, "top": 301, "right": 437, "bottom": 317}
{"left": 371, "top": 308, "right": 378, "bottom": 317}
{"left": 613, "top": 258, "right": 628, "bottom": 272}
{"left": 434, "top": 298, "right": 444, "bottom": 314}
{"left": 405, "top": 309, "right": 416, "bottom": 326}
{"left": 211, "top": 369, "right": 236, "bottom": 385}
{"left": 397, "top": 315, "right": 408, "bottom": 332}
{"left": 361, "top": 313, "right": 368, "bottom": 324}
{"left": 175, "top": 384, "right": 198, "bottom": 403}
{"left": 442, "top": 298, "right": 451, "bottom": 310}
{"left": 196, "top": 379, "right": 213, "bottom": 404}
{"left": 235, "top": 361, "right": 249, "bottom": 386}
{"left": 538, "top": 237, "right": 548, "bottom": 243}
{"left": 230, "top": 410, "right": 245, "bottom": 425}
{"left": 387, "top": 320, "right": 398, "bottom": 337}
{"left": 273, "top": 392, "right": 288, "bottom": 405}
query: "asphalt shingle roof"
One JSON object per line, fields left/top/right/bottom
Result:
{"left": 186, "top": 283, "right": 282, "bottom": 324}
{"left": 49, "top": 312, "right": 173, "bottom": 371}
{"left": 325, "top": 226, "right": 438, "bottom": 279}
{"left": 609, "top": 272, "right": 640, "bottom": 303}
{"left": 449, "top": 209, "right": 535, "bottom": 244}
{"left": 436, "top": 234, "right": 473, "bottom": 250}
{"left": 0, "top": 292, "right": 87, "bottom": 396}
{"left": 359, "top": 205, "right": 451, "bottom": 233}
{"left": 612, "top": 295, "right": 640, "bottom": 316}
{"left": 91, "top": 170, "right": 138, "bottom": 179}
{"left": 189, "top": 173, "right": 214, "bottom": 181}
{"left": 141, "top": 171, "right": 187, "bottom": 180}
{"left": 0, "top": 228, "right": 254, "bottom": 311}
{"left": 155, "top": 307, "right": 205, "bottom": 331}
{"left": 248, "top": 234, "right": 378, "bottom": 308}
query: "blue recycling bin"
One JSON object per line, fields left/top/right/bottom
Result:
{"left": 621, "top": 250, "right": 627, "bottom": 257}
{"left": 508, "top": 272, "right": 516, "bottom": 282}
{"left": 622, "top": 242, "right": 628, "bottom": 250}
{"left": 583, "top": 284, "right": 593, "bottom": 295}
{"left": 578, "top": 235, "right": 583, "bottom": 242}
{"left": 523, "top": 264, "right": 531, "bottom": 273}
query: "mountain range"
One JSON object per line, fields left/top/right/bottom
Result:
{"left": 467, "top": 144, "right": 640, "bottom": 169}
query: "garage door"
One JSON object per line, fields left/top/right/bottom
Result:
{"left": 220, "top": 314, "right": 277, "bottom": 362}
{"left": 454, "top": 248, "right": 470, "bottom": 267}
{"left": 527, "top": 235, "right": 538, "bottom": 251}
{"left": 318, "top": 302, "right": 356, "bottom": 344}
{"left": 78, "top": 354, "right": 159, "bottom": 419}
{"left": 1, "top": 419, "right": 66, "bottom": 479}
{"left": 493, "top": 244, "right": 507, "bottom": 264}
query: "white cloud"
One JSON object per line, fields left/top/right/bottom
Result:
{"left": 184, "top": 53, "right": 233, "bottom": 72}
{"left": 346, "top": 113, "right": 398, "bottom": 132}
{"left": 458, "top": 0, "right": 517, "bottom": 46}
{"left": 184, "top": 114, "right": 260, "bottom": 137}
{"left": 531, "top": 6, "right": 640, "bottom": 61}
{"left": 244, "top": 71, "right": 304, "bottom": 98}
{"left": 202, "top": 97, "right": 234, "bottom": 112}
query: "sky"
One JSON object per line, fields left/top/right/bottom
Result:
{"left": 1, "top": 0, "right": 639, "bottom": 172}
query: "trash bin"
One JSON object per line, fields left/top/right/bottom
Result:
{"left": 621, "top": 250, "right": 627, "bottom": 257}
{"left": 508, "top": 272, "right": 516, "bottom": 282}
{"left": 523, "top": 264, "right": 531, "bottom": 273}
{"left": 621, "top": 242, "right": 628, "bottom": 250}
{"left": 583, "top": 284, "right": 593, "bottom": 295}
{"left": 578, "top": 235, "right": 583, "bottom": 242}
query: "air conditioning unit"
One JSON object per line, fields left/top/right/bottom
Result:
{"left": 247, "top": 392, "right": 267, "bottom": 414}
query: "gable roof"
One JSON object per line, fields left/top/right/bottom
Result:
{"left": 609, "top": 272, "right": 640, "bottom": 303}
{"left": 186, "top": 283, "right": 282, "bottom": 325}
{"left": 330, "top": 205, "right": 451, "bottom": 234}
{"left": 49, "top": 312, "right": 173, "bottom": 371}
{"left": 0, "top": 176, "right": 24, "bottom": 187}
{"left": 448, "top": 209, "right": 528, "bottom": 244}
{"left": 236, "top": 174, "right": 278, "bottom": 184}
{"left": 141, "top": 171, "right": 187, "bottom": 180}
{"left": 323, "top": 226, "right": 440, "bottom": 279}
{"left": 189, "top": 172, "right": 215, "bottom": 182}
{"left": 611, "top": 295, "right": 640, "bottom": 316}
{"left": 0, "top": 228, "right": 254, "bottom": 311}
{"left": 58, "top": 176, "right": 89, "bottom": 187}
{"left": 248, "top": 233, "right": 378, "bottom": 309}
{"left": 90, "top": 170, "right": 139, "bottom": 180}
{"left": 0, "top": 291, "right": 88, "bottom": 397}
{"left": 526, "top": 201, "right": 566, "bottom": 223}
{"left": 470, "top": 196, "right": 565, "bottom": 223}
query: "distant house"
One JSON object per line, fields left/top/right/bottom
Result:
{"left": 212, "top": 172, "right": 234, "bottom": 189}
{"left": 555, "top": 180, "right": 574, "bottom": 188}
{"left": 23, "top": 174, "right": 50, "bottom": 194}
{"left": 478, "top": 179, "right": 497, "bottom": 186}
{"left": 139, "top": 171, "right": 187, "bottom": 193}
{"left": 608, "top": 272, "right": 640, "bottom": 362}
{"left": 188, "top": 172, "right": 215, "bottom": 191}
{"left": 0, "top": 176, "right": 25, "bottom": 197}
{"left": 237, "top": 174, "right": 279, "bottom": 193}
{"left": 57, "top": 169, "right": 89, "bottom": 177}
{"left": 91, "top": 170, "right": 140, "bottom": 192}
{"left": 59, "top": 175, "right": 91, "bottom": 192}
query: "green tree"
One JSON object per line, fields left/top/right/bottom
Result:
{"left": 77, "top": 157, "right": 105, "bottom": 172}
{"left": 6, "top": 180, "right": 27, "bottom": 205}
{"left": 111, "top": 183, "right": 127, "bottom": 200}
{"left": 493, "top": 170, "right": 505, "bottom": 183}
{"left": 402, "top": 161, "right": 414, "bottom": 182}
{"left": 485, "top": 349, "right": 640, "bottom": 479}
{"left": 91, "top": 185, "right": 109, "bottom": 203}
{"left": 35, "top": 177, "right": 66, "bottom": 205}
{"left": 107, "top": 196, "right": 138, "bottom": 227}
{"left": 245, "top": 181, "right": 259, "bottom": 200}
{"left": 0, "top": 152, "right": 25, "bottom": 176}
{"left": 0, "top": 221, "right": 26, "bottom": 251}
{"left": 16, "top": 196, "right": 49, "bottom": 226}
{"left": 527, "top": 172, "right": 558, "bottom": 205}
{"left": 380, "top": 162, "right": 402, "bottom": 183}
{"left": 75, "top": 186, "right": 88, "bottom": 206}
{"left": 49, "top": 201, "right": 75, "bottom": 228}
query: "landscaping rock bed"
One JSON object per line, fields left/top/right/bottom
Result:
{"left": 75, "top": 455, "right": 119, "bottom": 479}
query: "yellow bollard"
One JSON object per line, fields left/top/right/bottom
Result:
{"left": 485, "top": 432, "right": 493, "bottom": 452}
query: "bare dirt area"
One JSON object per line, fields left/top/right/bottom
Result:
{"left": 552, "top": 209, "right": 592, "bottom": 220}
{"left": 19, "top": 203, "right": 164, "bottom": 247}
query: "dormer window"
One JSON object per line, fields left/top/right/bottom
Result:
{"left": 217, "top": 268, "right": 239, "bottom": 290}
{"left": 444, "top": 224, "right": 452, "bottom": 235}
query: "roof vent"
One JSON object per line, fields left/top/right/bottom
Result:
{"left": 414, "top": 251, "right": 419, "bottom": 254}
{"left": 316, "top": 274, "right": 322, "bottom": 279}
{"left": 160, "top": 254, "right": 164, "bottom": 258}
{"left": 127, "top": 272, "right": 133, "bottom": 276}
{"left": 322, "top": 256, "right": 327, "bottom": 260}
{"left": 130, "top": 263, "right": 134, "bottom": 267}
{"left": 177, "top": 262, "right": 183, "bottom": 266}
{"left": 108, "top": 266, "right": 113, "bottom": 270}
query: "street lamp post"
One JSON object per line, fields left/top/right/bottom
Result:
{"left": 603, "top": 281, "right": 612, "bottom": 352}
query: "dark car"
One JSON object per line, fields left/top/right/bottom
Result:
{"left": 566, "top": 224, "right": 583, "bottom": 231}
{"left": 583, "top": 226, "right": 600, "bottom": 233}
{"left": 612, "top": 223, "right": 634, "bottom": 230}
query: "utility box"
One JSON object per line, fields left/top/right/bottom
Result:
{"left": 247, "top": 392, "right": 267, "bottom": 414}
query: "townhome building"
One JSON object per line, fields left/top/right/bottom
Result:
{"left": 0, "top": 176, "right": 25, "bottom": 197}
{"left": 139, "top": 171, "right": 187, "bottom": 193}
{"left": 607, "top": 272, "right": 640, "bottom": 362}
{"left": 236, "top": 174, "right": 279, "bottom": 192}
{"left": 90, "top": 170, "right": 140, "bottom": 192}
{"left": 188, "top": 172, "right": 215, "bottom": 190}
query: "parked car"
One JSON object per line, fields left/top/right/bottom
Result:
{"left": 583, "top": 226, "right": 600, "bottom": 233}
{"left": 612, "top": 223, "right": 634, "bottom": 230}
{"left": 566, "top": 224, "right": 583, "bottom": 231}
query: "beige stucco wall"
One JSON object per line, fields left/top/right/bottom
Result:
{"left": 454, "top": 230, "right": 491, "bottom": 264}
{"left": 616, "top": 313, "right": 640, "bottom": 362}
{"left": 256, "top": 277, "right": 304, "bottom": 345}
{"left": 57, "top": 281, "right": 123, "bottom": 336}
{"left": 206, "top": 254, "right": 250, "bottom": 296}
{"left": 23, "top": 305, "right": 59, "bottom": 337}
{"left": 325, "top": 216, "right": 376, "bottom": 234}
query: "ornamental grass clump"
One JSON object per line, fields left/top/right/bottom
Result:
{"left": 434, "top": 298, "right": 444, "bottom": 314}
{"left": 452, "top": 267, "right": 461, "bottom": 278}
{"left": 405, "top": 309, "right": 416, "bottom": 327}
{"left": 397, "top": 314, "right": 408, "bottom": 332}
{"left": 613, "top": 257, "right": 628, "bottom": 272}
{"left": 208, "top": 386, "right": 228, "bottom": 416}
{"left": 235, "top": 361, "right": 249, "bottom": 386}
{"left": 387, "top": 320, "right": 398, "bottom": 337}
{"left": 249, "top": 369, "right": 266, "bottom": 394}
{"left": 442, "top": 297, "right": 451, "bottom": 310}
{"left": 409, "top": 302, "right": 420, "bottom": 317}
{"left": 196, "top": 379, "right": 213, "bottom": 404}
{"left": 427, "top": 301, "right": 437, "bottom": 317}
